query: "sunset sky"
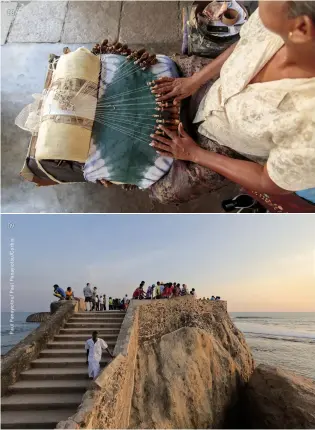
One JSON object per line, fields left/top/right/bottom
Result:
{"left": 1, "top": 214, "right": 315, "bottom": 312}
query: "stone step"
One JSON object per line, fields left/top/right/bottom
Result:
{"left": 47, "top": 340, "right": 116, "bottom": 349}
{"left": 20, "top": 368, "right": 90, "bottom": 381}
{"left": 69, "top": 316, "right": 125, "bottom": 322}
{"left": 67, "top": 319, "right": 123, "bottom": 325}
{"left": 59, "top": 327, "right": 120, "bottom": 339}
{"left": 64, "top": 323, "right": 122, "bottom": 330}
{"left": 31, "top": 357, "right": 110, "bottom": 368}
{"left": 8, "top": 379, "right": 89, "bottom": 395}
{"left": 40, "top": 349, "right": 113, "bottom": 358}
{"left": 73, "top": 312, "right": 125, "bottom": 317}
{"left": 54, "top": 333, "right": 118, "bottom": 342}
{"left": 1, "top": 409, "right": 75, "bottom": 429}
{"left": 1, "top": 393, "right": 83, "bottom": 411}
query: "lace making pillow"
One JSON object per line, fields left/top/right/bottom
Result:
{"left": 84, "top": 54, "right": 180, "bottom": 189}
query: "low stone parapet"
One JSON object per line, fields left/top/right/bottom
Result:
{"left": 1, "top": 301, "right": 76, "bottom": 395}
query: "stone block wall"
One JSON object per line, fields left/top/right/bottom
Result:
{"left": 1, "top": 300, "right": 76, "bottom": 395}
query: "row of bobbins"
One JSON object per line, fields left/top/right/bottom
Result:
{"left": 91, "top": 40, "right": 158, "bottom": 70}
{"left": 148, "top": 81, "right": 180, "bottom": 136}
{"left": 91, "top": 40, "right": 180, "bottom": 136}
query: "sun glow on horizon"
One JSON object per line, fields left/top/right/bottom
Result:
{"left": 1, "top": 215, "right": 314, "bottom": 313}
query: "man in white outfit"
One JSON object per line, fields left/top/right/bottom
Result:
{"left": 85, "top": 331, "right": 113, "bottom": 379}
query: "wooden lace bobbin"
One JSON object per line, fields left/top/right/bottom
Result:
{"left": 110, "top": 43, "right": 123, "bottom": 54}
{"left": 91, "top": 43, "right": 101, "bottom": 55}
{"left": 134, "top": 52, "right": 149, "bottom": 65}
{"left": 140, "top": 55, "right": 157, "bottom": 70}
{"left": 118, "top": 44, "right": 131, "bottom": 56}
{"left": 126, "top": 48, "right": 146, "bottom": 62}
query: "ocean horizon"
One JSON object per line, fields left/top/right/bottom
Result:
{"left": 1, "top": 311, "right": 314, "bottom": 379}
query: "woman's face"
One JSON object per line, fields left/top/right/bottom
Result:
{"left": 259, "top": 1, "right": 291, "bottom": 38}
{"left": 259, "top": 1, "right": 315, "bottom": 43}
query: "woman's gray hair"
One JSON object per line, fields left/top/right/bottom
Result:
{"left": 288, "top": 1, "right": 315, "bottom": 23}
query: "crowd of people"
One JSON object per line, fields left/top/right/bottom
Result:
{"left": 132, "top": 281, "right": 193, "bottom": 299}
{"left": 82, "top": 284, "right": 129, "bottom": 312}
{"left": 132, "top": 281, "right": 221, "bottom": 301}
{"left": 53, "top": 281, "right": 221, "bottom": 313}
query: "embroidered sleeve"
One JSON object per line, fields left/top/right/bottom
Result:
{"left": 267, "top": 145, "right": 315, "bottom": 191}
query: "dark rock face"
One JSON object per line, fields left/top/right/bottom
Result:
{"left": 26, "top": 312, "right": 50, "bottom": 322}
{"left": 244, "top": 364, "right": 315, "bottom": 429}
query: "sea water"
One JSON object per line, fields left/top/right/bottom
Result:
{"left": 1, "top": 312, "right": 39, "bottom": 355}
{"left": 231, "top": 312, "right": 315, "bottom": 379}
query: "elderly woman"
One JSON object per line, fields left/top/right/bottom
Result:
{"left": 150, "top": 1, "right": 315, "bottom": 206}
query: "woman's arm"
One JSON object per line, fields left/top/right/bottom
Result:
{"left": 191, "top": 41, "right": 238, "bottom": 87}
{"left": 192, "top": 147, "right": 289, "bottom": 195}
{"left": 152, "top": 42, "right": 238, "bottom": 103}
{"left": 151, "top": 124, "right": 290, "bottom": 195}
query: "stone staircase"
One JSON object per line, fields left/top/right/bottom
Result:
{"left": 1, "top": 311, "right": 125, "bottom": 429}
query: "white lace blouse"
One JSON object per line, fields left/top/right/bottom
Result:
{"left": 194, "top": 9, "right": 315, "bottom": 191}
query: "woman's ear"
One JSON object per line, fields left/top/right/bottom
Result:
{"left": 290, "top": 16, "right": 315, "bottom": 43}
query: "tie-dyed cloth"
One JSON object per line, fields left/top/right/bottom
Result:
{"left": 84, "top": 54, "right": 179, "bottom": 189}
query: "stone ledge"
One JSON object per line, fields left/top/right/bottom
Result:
{"left": 26, "top": 312, "right": 50, "bottom": 322}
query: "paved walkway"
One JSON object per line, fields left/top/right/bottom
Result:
{"left": 2, "top": 1, "right": 182, "bottom": 48}
{"left": 1, "top": 1, "right": 239, "bottom": 213}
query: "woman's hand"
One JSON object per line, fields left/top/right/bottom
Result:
{"left": 150, "top": 123, "right": 202, "bottom": 162}
{"left": 151, "top": 77, "right": 200, "bottom": 105}
{"left": 153, "top": 124, "right": 290, "bottom": 195}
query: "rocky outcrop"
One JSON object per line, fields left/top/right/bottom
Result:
{"left": 244, "top": 364, "right": 315, "bottom": 429}
{"left": 130, "top": 297, "right": 254, "bottom": 429}
{"left": 26, "top": 312, "right": 50, "bottom": 322}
